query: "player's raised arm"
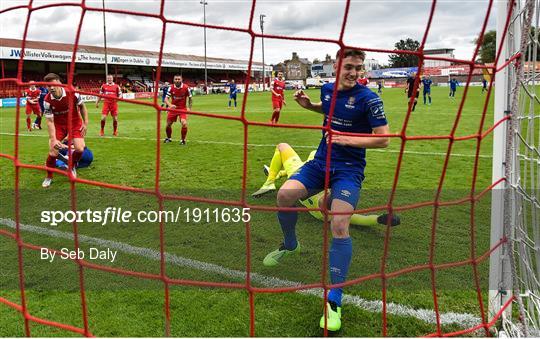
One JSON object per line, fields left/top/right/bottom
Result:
{"left": 294, "top": 89, "right": 322, "bottom": 113}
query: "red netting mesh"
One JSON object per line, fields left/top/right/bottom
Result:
{"left": 0, "top": 0, "right": 520, "bottom": 336}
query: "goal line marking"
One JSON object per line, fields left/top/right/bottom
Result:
{"left": 0, "top": 217, "right": 481, "bottom": 329}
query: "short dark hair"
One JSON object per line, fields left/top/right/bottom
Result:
{"left": 174, "top": 74, "right": 182, "bottom": 78}
{"left": 44, "top": 73, "right": 61, "bottom": 82}
{"left": 336, "top": 49, "right": 366, "bottom": 61}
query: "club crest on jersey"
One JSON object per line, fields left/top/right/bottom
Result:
{"left": 345, "top": 96, "right": 356, "bottom": 109}
{"left": 324, "top": 94, "right": 331, "bottom": 101}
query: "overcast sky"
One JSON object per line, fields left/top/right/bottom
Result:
{"left": 1, "top": 0, "right": 498, "bottom": 66}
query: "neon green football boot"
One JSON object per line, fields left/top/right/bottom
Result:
{"left": 262, "top": 242, "right": 300, "bottom": 266}
{"left": 319, "top": 301, "right": 342, "bottom": 331}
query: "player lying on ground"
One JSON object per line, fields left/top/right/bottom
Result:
{"left": 164, "top": 74, "right": 192, "bottom": 145}
{"left": 55, "top": 140, "right": 93, "bottom": 169}
{"left": 252, "top": 143, "right": 400, "bottom": 227}
{"left": 24, "top": 81, "right": 42, "bottom": 131}
{"left": 96, "top": 74, "right": 122, "bottom": 136}
{"left": 42, "top": 73, "right": 88, "bottom": 188}
{"left": 263, "top": 49, "right": 390, "bottom": 332}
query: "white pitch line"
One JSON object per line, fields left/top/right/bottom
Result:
{"left": 0, "top": 132, "right": 493, "bottom": 159}
{"left": 0, "top": 217, "right": 481, "bottom": 329}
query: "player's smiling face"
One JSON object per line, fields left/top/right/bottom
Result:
{"left": 107, "top": 75, "right": 113, "bottom": 84}
{"left": 335, "top": 56, "right": 363, "bottom": 90}
{"left": 48, "top": 79, "right": 63, "bottom": 97}
{"left": 278, "top": 72, "right": 283, "bottom": 80}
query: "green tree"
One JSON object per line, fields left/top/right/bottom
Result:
{"left": 388, "top": 38, "right": 420, "bottom": 68}
{"left": 475, "top": 30, "right": 496, "bottom": 63}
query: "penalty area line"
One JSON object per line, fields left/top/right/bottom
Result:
{"left": 0, "top": 217, "right": 482, "bottom": 329}
{"left": 0, "top": 132, "right": 492, "bottom": 159}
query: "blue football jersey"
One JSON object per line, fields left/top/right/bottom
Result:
{"left": 315, "top": 83, "right": 388, "bottom": 173}
{"left": 422, "top": 79, "right": 432, "bottom": 91}
{"left": 228, "top": 83, "right": 237, "bottom": 95}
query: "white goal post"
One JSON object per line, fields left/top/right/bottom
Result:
{"left": 490, "top": 0, "right": 540, "bottom": 336}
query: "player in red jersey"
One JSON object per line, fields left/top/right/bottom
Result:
{"left": 357, "top": 70, "right": 369, "bottom": 86}
{"left": 164, "top": 74, "right": 192, "bottom": 145}
{"left": 270, "top": 71, "right": 286, "bottom": 124}
{"left": 24, "top": 81, "right": 42, "bottom": 131}
{"left": 41, "top": 73, "right": 89, "bottom": 188}
{"left": 96, "top": 74, "right": 122, "bottom": 136}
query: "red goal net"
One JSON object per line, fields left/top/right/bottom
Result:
{"left": 0, "top": 0, "right": 521, "bottom": 336}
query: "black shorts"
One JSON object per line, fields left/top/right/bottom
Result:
{"left": 408, "top": 91, "right": 419, "bottom": 98}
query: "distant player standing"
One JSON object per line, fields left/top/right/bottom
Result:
{"left": 96, "top": 75, "right": 122, "bottom": 136}
{"left": 377, "top": 79, "right": 383, "bottom": 94}
{"left": 161, "top": 81, "right": 170, "bottom": 107}
{"left": 357, "top": 71, "right": 369, "bottom": 86}
{"left": 164, "top": 74, "right": 192, "bottom": 145}
{"left": 24, "top": 82, "right": 42, "bottom": 131}
{"left": 270, "top": 71, "right": 286, "bottom": 124}
{"left": 263, "top": 49, "right": 390, "bottom": 331}
{"left": 449, "top": 77, "right": 459, "bottom": 98}
{"left": 33, "top": 85, "right": 48, "bottom": 129}
{"left": 227, "top": 79, "right": 238, "bottom": 109}
{"left": 405, "top": 72, "right": 419, "bottom": 111}
{"left": 41, "top": 73, "right": 89, "bottom": 188}
{"left": 482, "top": 78, "right": 488, "bottom": 93}
{"left": 421, "top": 75, "right": 433, "bottom": 105}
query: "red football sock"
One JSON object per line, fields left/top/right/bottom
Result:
{"left": 46, "top": 155, "right": 57, "bottom": 178}
{"left": 166, "top": 125, "right": 172, "bottom": 139}
{"left": 181, "top": 126, "right": 188, "bottom": 141}
{"left": 26, "top": 117, "right": 31, "bottom": 129}
{"left": 72, "top": 150, "right": 83, "bottom": 167}
{"left": 113, "top": 120, "right": 118, "bottom": 133}
{"left": 271, "top": 111, "right": 280, "bottom": 123}
{"left": 100, "top": 119, "right": 106, "bottom": 131}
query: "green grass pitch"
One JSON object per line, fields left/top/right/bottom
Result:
{"left": 0, "top": 85, "right": 499, "bottom": 336}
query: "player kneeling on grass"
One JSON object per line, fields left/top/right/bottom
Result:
{"left": 263, "top": 49, "right": 390, "bottom": 332}
{"left": 252, "top": 143, "right": 400, "bottom": 228}
{"left": 96, "top": 74, "right": 122, "bottom": 136}
{"left": 164, "top": 74, "right": 192, "bottom": 145}
{"left": 42, "top": 73, "right": 88, "bottom": 188}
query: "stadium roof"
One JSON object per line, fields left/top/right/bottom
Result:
{"left": 0, "top": 38, "right": 265, "bottom": 71}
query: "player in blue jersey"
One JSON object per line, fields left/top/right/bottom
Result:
{"left": 421, "top": 75, "right": 433, "bottom": 105}
{"left": 161, "top": 82, "right": 169, "bottom": 107}
{"left": 377, "top": 79, "right": 383, "bottom": 94}
{"left": 55, "top": 141, "right": 93, "bottom": 169}
{"left": 262, "top": 49, "right": 390, "bottom": 332}
{"left": 482, "top": 78, "right": 488, "bottom": 93}
{"left": 449, "top": 77, "right": 459, "bottom": 98}
{"left": 227, "top": 79, "right": 238, "bottom": 108}
{"left": 33, "top": 86, "right": 49, "bottom": 129}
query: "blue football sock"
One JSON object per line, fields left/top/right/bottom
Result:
{"left": 278, "top": 211, "right": 298, "bottom": 250}
{"left": 228, "top": 101, "right": 231, "bottom": 107}
{"left": 328, "top": 237, "right": 352, "bottom": 306}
